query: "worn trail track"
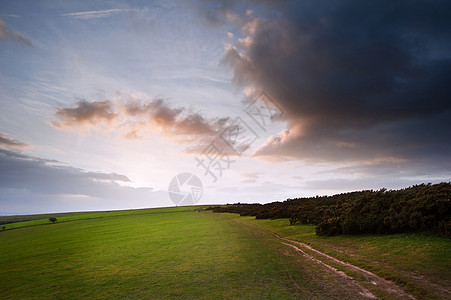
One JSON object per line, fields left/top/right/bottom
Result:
{"left": 245, "top": 221, "right": 417, "bottom": 299}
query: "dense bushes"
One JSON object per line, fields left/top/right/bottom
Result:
{"left": 211, "top": 182, "right": 450, "bottom": 237}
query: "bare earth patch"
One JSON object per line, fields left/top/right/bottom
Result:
{"left": 282, "top": 242, "right": 378, "bottom": 299}
{"left": 247, "top": 222, "right": 418, "bottom": 299}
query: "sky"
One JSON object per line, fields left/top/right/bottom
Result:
{"left": 1, "top": 0, "right": 450, "bottom": 214}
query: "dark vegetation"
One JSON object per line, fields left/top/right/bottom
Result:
{"left": 48, "top": 217, "right": 57, "bottom": 223}
{"left": 209, "top": 182, "right": 451, "bottom": 236}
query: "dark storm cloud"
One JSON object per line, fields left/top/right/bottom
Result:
{"left": 208, "top": 0, "right": 451, "bottom": 168}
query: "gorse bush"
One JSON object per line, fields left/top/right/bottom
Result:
{"left": 212, "top": 182, "right": 451, "bottom": 237}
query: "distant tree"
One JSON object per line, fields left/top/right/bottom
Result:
{"left": 49, "top": 217, "right": 57, "bottom": 224}
{"left": 2, "top": 226, "right": 5, "bottom": 231}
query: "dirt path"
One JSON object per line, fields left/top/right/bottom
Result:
{"left": 247, "top": 222, "right": 417, "bottom": 300}
{"left": 281, "top": 241, "right": 378, "bottom": 299}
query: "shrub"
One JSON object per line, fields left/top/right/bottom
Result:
{"left": 212, "top": 182, "right": 451, "bottom": 236}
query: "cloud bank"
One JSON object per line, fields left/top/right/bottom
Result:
{"left": 121, "top": 97, "right": 230, "bottom": 142}
{"left": 52, "top": 94, "right": 233, "bottom": 153}
{"left": 206, "top": 0, "right": 451, "bottom": 170}
{"left": 0, "top": 147, "right": 166, "bottom": 214}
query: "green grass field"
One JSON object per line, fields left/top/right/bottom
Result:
{"left": 0, "top": 207, "right": 365, "bottom": 299}
{"left": 238, "top": 216, "right": 451, "bottom": 299}
{"left": 0, "top": 207, "right": 195, "bottom": 230}
{"left": 1, "top": 208, "right": 449, "bottom": 299}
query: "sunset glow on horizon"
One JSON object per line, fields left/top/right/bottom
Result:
{"left": 1, "top": 0, "right": 450, "bottom": 214}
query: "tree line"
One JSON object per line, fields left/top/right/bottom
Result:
{"left": 207, "top": 182, "right": 450, "bottom": 237}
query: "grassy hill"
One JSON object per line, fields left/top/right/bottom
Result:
{"left": 0, "top": 207, "right": 361, "bottom": 299}
{"left": 0, "top": 207, "right": 449, "bottom": 299}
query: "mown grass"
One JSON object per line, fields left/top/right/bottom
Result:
{"left": 239, "top": 216, "right": 451, "bottom": 299}
{"left": 0, "top": 206, "right": 207, "bottom": 230}
{"left": 0, "top": 208, "right": 365, "bottom": 299}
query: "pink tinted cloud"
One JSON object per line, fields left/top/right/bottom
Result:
{"left": 0, "top": 133, "right": 32, "bottom": 150}
{"left": 52, "top": 100, "right": 117, "bottom": 129}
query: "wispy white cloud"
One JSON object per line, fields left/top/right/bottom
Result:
{"left": 240, "top": 171, "right": 259, "bottom": 183}
{"left": 0, "top": 14, "right": 19, "bottom": 18}
{"left": 62, "top": 8, "right": 144, "bottom": 20}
